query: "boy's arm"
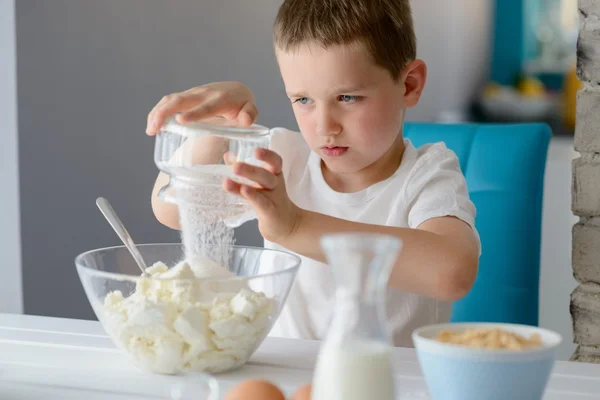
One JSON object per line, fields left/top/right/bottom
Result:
{"left": 151, "top": 172, "right": 180, "bottom": 230}
{"left": 280, "top": 210, "right": 479, "bottom": 302}
{"left": 224, "top": 148, "right": 479, "bottom": 303}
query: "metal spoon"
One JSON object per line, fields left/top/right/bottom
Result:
{"left": 96, "top": 197, "right": 149, "bottom": 277}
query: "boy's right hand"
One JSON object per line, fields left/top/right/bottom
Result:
{"left": 145, "top": 81, "right": 258, "bottom": 136}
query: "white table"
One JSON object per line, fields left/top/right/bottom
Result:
{"left": 0, "top": 314, "right": 599, "bottom": 399}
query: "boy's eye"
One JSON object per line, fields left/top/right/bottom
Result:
{"left": 338, "top": 95, "right": 359, "bottom": 102}
{"left": 293, "top": 97, "right": 312, "bottom": 105}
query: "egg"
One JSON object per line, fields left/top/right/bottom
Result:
{"left": 291, "top": 383, "right": 312, "bottom": 400}
{"left": 225, "top": 379, "right": 285, "bottom": 400}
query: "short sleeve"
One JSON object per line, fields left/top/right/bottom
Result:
{"left": 405, "top": 143, "right": 480, "bottom": 250}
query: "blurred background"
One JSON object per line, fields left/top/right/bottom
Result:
{"left": 0, "top": 0, "right": 580, "bottom": 360}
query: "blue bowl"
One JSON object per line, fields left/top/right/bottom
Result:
{"left": 412, "top": 323, "right": 562, "bottom": 400}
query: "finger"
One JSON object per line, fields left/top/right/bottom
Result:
{"left": 254, "top": 148, "right": 283, "bottom": 175}
{"left": 240, "top": 185, "right": 272, "bottom": 211}
{"left": 225, "top": 178, "right": 273, "bottom": 216}
{"left": 146, "top": 91, "right": 206, "bottom": 135}
{"left": 233, "top": 162, "right": 278, "bottom": 190}
{"left": 223, "top": 152, "right": 237, "bottom": 166}
{"left": 147, "top": 96, "right": 173, "bottom": 132}
{"left": 147, "top": 95, "right": 184, "bottom": 135}
{"left": 237, "top": 101, "right": 258, "bottom": 127}
{"left": 223, "top": 178, "right": 243, "bottom": 196}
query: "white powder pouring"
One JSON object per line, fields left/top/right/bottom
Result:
{"left": 176, "top": 184, "right": 236, "bottom": 267}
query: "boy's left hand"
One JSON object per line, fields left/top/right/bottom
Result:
{"left": 223, "top": 148, "right": 300, "bottom": 243}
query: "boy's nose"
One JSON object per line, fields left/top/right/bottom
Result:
{"left": 316, "top": 108, "right": 342, "bottom": 137}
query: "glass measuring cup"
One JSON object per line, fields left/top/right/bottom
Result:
{"left": 311, "top": 232, "right": 403, "bottom": 400}
{"left": 154, "top": 117, "right": 271, "bottom": 227}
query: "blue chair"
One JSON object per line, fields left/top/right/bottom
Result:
{"left": 404, "top": 122, "right": 551, "bottom": 326}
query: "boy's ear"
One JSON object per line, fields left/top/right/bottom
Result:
{"left": 402, "top": 59, "right": 427, "bottom": 108}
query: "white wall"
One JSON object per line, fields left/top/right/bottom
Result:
{"left": 539, "top": 136, "right": 579, "bottom": 360}
{"left": 0, "top": 0, "right": 23, "bottom": 314}
{"left": 409, "top": 0, "right": 493, "bottom": 122}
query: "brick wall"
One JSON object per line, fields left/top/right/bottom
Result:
{"left": 571, "top": 0, "right": 600, "bottom": 363}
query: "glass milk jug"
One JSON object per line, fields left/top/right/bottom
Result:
{"left": 311, "top": 232, "right": 403, "bottom": 400}
{"left": 154, "top": 117, "right": 271, "bottom": 228}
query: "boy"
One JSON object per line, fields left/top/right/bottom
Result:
{"left": 146, "top": 0, "right": 480, "bottom": 347}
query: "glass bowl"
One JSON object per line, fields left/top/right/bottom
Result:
{"left": 75, "top": 244, "right": 300, "bottom": 375}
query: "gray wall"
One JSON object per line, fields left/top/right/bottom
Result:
{"left": 15, "top": 0, "right": 492, "bottom": 320}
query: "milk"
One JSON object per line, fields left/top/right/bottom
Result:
{"left": 311, "top": 339, "right": 395, "bottom": 400}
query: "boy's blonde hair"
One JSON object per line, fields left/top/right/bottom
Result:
{"left": 273, "top": 0, "right": 416, "bottom": 81}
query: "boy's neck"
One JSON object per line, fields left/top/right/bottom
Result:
{"left": 321, "top": 135, "right": 406, "bottom": 193}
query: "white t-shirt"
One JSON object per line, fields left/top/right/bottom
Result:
{"left": 264, "top": 127, "right": 480, "bottom": 348}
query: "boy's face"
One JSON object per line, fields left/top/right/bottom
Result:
{"left": 276, "top": 41, "right": 426, "bottom": 177}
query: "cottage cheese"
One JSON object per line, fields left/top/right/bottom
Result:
{"left": 101, "top": 258, "right": 276, "bottom": 374}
